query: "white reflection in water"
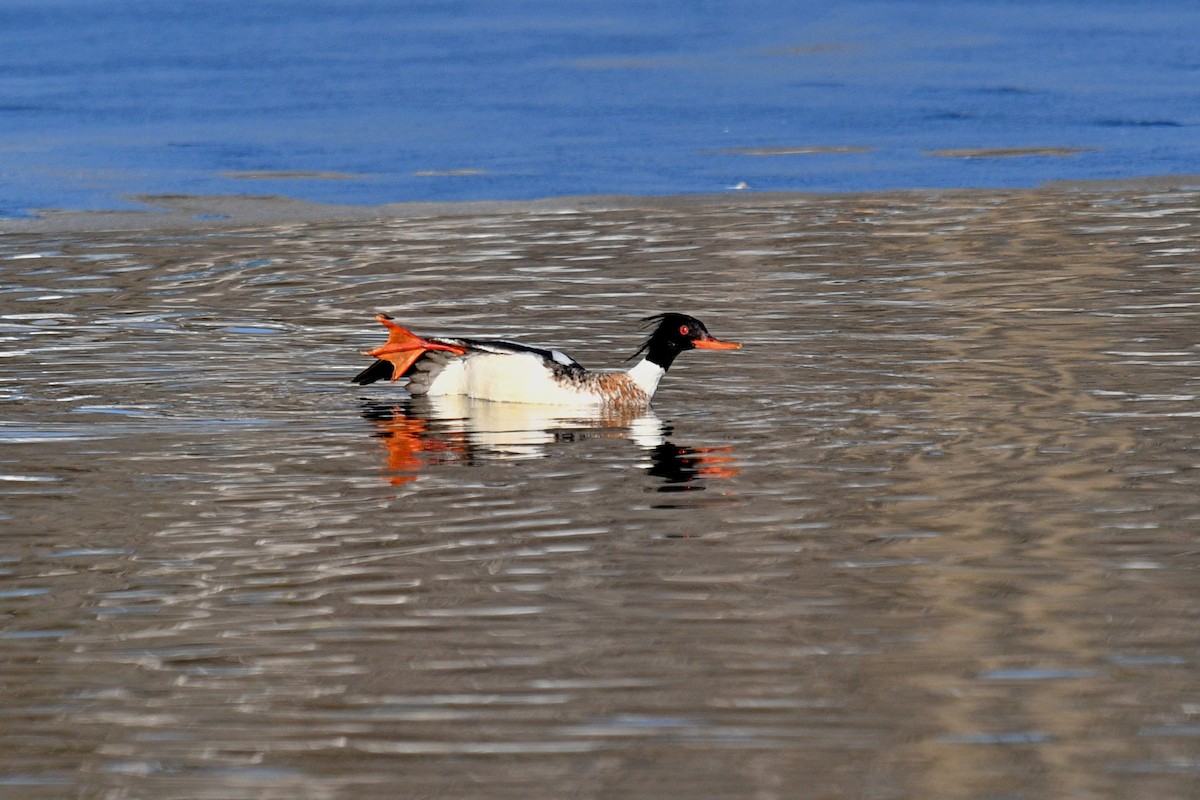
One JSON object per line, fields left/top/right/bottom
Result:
{"left": 359, "top": 396, "right": 739, "bottom": 491}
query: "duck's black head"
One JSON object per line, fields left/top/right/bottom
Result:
{"left": 630, "top": 312, "right": 741, "bottom": 370}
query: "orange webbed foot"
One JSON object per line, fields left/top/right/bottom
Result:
{"left": 365, "top": 314, "right": 467, "bottom": 381}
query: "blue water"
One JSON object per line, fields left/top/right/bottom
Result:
{"left": 1, "top": 0, "right": 1197, "bottom": 217}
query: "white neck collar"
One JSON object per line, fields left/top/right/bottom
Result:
{"left": 626, "top": 358, "right": 666, "bottom": 400}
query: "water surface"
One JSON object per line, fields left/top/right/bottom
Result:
{"left": 2, "top": 0, "right": 1199, "bottom": 215}
{"left": 2, "top": 186, "right": 1200, "bottom": 797}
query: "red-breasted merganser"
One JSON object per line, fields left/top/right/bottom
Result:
{"left": 351, "top": 312, "right": 741, "bottom": 408}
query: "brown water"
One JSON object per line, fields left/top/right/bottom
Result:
{"left": 2, "top": 186, "right": 1199, "bottom": 799}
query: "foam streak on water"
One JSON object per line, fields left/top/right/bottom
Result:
{"left": 2, "top": 186, "right": 1199, "bottom": 798}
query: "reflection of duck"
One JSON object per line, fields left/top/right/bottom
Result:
{"left": 361, "top": 399, "right": 738, "bottom": 489}
{"left": 351, "top": 312, "right": 740, "bottom": 408}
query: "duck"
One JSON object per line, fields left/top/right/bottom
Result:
{"left": 351, "top": 312, "right": 740, "bottom": 408}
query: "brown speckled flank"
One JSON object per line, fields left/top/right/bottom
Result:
{"left": 567, "top": 372, "right": 652, "bottom": 409}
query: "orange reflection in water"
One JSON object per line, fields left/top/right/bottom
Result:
{"left": 366, "top": 411, "right": 457, "bottom": 485}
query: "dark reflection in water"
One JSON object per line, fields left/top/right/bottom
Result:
{"left": 644, "top": 442, "right": 738, "bottom": 491}
{"left": 2, "top": 185, "right": 1200, "bottom": 799}
{"left": 361, "top": 399, "right": 739, "bottom": 492}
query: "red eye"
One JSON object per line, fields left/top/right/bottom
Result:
{"left": 679, "top": 324, "right": 690, "bottom": 335}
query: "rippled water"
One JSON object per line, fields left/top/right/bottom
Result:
{"left": 3, "top": 186, "right": 1200, "bottom": 798}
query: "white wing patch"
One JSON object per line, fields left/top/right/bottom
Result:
{"left": 550, "top": 349, "right": 579, "bottom": 368}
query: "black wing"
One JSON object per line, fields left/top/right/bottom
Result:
{"left": 457, "top": 338, "right": 586, "bottom": 377}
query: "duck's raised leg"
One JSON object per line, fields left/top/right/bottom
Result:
{"left": 353, "top": 314, "right": 466, "bottom": 385}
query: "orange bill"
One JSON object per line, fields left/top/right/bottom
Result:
{"left": 694, "top": 336, "right": 741, "bottom": 351}
{"left": 365, "top": 314, "right": 467, "bottom": 381}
